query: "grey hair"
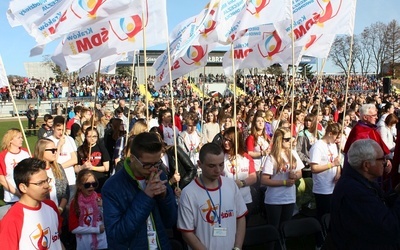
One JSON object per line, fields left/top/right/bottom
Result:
{"left": 359, "top": 103, "right": 376, "bottom": 117}
{"left": 347, "top": 139, "right": 383, "bottom": 170}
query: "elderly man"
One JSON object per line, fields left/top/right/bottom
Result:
{"left": 331, "top": 139, "right": 400, "bottom": 249}
{"left": 343, "top": 103, "right": 392, "bottom": 175}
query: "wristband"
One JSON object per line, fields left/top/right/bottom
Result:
{"left": 283, "top": 180, "right": 287, "bottom": 186}
{"left": 328, "top": 162, "right": 332, "bottom": 169}
{"left": 240, "top": 180, "right": 246, "bottom": 187}
{"left": 58, "top": 207, "right": 64, "bottom": 213}
{"left": 233, "top": 247, "right": 241, "bottom": 250}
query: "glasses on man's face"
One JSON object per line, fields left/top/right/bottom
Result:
{"left": 45, "top": 148, "right": 57, "bottom": 154}
{"left": 83, "top": 181, "right": 99, "bottom": 189}
{"left": 29, "top": 177, "right": 52, "bottom": 187}
{"left": 133, "top": 154, "right": 163, "bottom": 169}
{"left": 282, "top": 137, "right": 291, "bottom": 142}
{"left": 367, "top": 113, "right": 378, "bottom": 118}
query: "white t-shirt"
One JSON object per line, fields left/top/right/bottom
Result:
{"left": 262, "top": 150, "right": 304, "bottom": 205}
{"left": 223, "top": 154, "right": 255, "bottom": 204}
{"left": 177, "top": 177, "right": 247, "bottom": 250}
{"left": 0, "top": 149, "right": 30, "bottom": 203}
{"left": 48, "top": 135, "right": 77, "bottom": 185}
{"left": 309, "top": 139, "right": 339, "bottom": 194}
{"left": 180, "top": 130, "right": 201, "bottom": 166}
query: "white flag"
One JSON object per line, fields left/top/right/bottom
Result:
{"left": 52, "top": 0, "right": 167, "bottom": 72}
{"left": 79, "top": 53, "right": 126, "bottom": 78}
{"left": 0, "top": 56, "right": 10, "bottom": 88}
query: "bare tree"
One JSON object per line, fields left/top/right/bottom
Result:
{"left": 363, "top": 22, "right": 390, "bottom": 76}
{"left": 385, "top": 20, "right": 400, "bottom": 78}
{"left": 329, "top": 35, "right": 356, "bottom": 75}
{"left": 354, "top": 32, "right": 372, "bottom": 76}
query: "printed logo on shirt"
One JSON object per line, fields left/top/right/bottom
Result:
{"left": 83, "top": 207, "right": 93, "bottom": 226}
{"left": 200, "top": 200, "right": 235, "bottom": 226}
{"left": 29, "top": 223, "right": 52, "bottom": 249}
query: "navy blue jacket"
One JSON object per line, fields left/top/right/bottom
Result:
{"left": 331, "top": 165, "right": 400, "bottom": 249}
{"left": 102, "top": 163, "right": 177, "bottom": 249}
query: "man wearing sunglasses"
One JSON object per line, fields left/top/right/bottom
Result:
{"left": 103, "top": 132, "right": 177, "bottom": 249}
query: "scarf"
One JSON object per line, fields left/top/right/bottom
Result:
{"left": 78, "top": 192, "right": 100, "bottom": 249}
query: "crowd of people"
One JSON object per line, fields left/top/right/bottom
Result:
{"left": 1, "top": 74, "right": 400, "bottom": 249}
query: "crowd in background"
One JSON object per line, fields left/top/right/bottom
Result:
{"left": 1, "top": 73, "right": 400, "bottom": 249}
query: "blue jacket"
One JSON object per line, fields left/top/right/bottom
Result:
{"left": 102, "top": 164, "right": 177, "bottom": 249}
{"left": 331, "top": 165, "right": 400, "bottom": 249}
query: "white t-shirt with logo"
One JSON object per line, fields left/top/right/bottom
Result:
{"left": 309, "top": 139, "right": 339, "bottom": 194}
{"left": 177, "top": 177, "right": 247, "bottom": 250}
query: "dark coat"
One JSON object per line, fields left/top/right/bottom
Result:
{"left": 102, "top": 161, "right": 177, "bottom": 249}
{"left": 163, "top": 145, "right": 197, "bottom": 189}
{"left": 330, "top": 165, "right": 400, "bottom": 250}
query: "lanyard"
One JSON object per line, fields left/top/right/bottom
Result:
{"left": 199, "top": 176, "right": 222, "bottom": 226}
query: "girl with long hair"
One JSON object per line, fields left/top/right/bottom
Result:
{"left": 69, "top": 169, "right": 107, "bottom": 249}
{"left": 309, "top": 123, "right": 341, "bottom": 220}
{"left": 0, "top": 128, "right": 30, "bottom": 205}
{"left": 34, "top": 138, "right": 69, "bottom": 214}
{"left": 261, "top": 127, "right": 304, "bottom": 228}
{"left": 202, "top": 110, "right": 220, "bottom": 143}
{"left": 77, "top": 127, "right": 110, "bottom": 192}
{"left": 222, "top": 127, "right": 257, "bottom": 218}
{"left": 246, "top": 110, "right": 270, "bottom": 172}
{"left": 296, "top": 113, "right": 323, "bottom": 169}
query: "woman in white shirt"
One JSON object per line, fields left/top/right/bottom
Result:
{"left": 309, "top": 123, "right": 341, "bottom": 220}
{"left": 261, "top": 127, "right": 303, "bottom": 228}
{"left": 377, "top": 113, "right": 398, "bottom": 159}
{"left": 202, "top": 110, "right": 220, "bottom": 143}
{"left": 222, "top": 127, "right": 257, "bottom": 220}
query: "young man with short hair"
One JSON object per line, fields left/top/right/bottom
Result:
{"left": 177, "top": 143, "right": 247, "bottom": 250}
{"left": 48, "top": 116, "right": 78, "bottom": 198}
{"left": 0, "top": 158, "right": 62, "bottom": 249}
{"left": 103, "top": 132, "right": 177, "bottom": 249}
{"left": 38, "top": 114, "right": 54, "bottom": 139}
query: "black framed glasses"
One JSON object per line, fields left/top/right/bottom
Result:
{"left": 45, "top": 148, "right": 58, "bottom": 154}
{"left": 132, "top": 154, "right": 163, "bottom": 169}
{"left": 29, "top": 177, "right": 52, "bottom": 187}
{"left": 83, "top": 182, "right": 99, "bottom": 189}
{"left": 283, "top": 137, "right": 291, "bottom": 142}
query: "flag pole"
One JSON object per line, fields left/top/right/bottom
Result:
{"left": 88, "top": 59, "right": 101, "bottom": 158}
{"left": 289, "top": 0, "right": 295, "bottom": 170}
{"left": 11, "top": 89, "right": 31, "bottom": 156}
{"left": 0, "top": 56, "right": 31, "bottom": 155}
{"left": 164, "top": 15, "right": 180, "bottom": 188}
{"left": 230, "top": 43, "right": 238, "bottom": 179}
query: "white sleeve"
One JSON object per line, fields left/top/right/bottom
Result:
{"left": 177, "top": 188, "right": 195, "bottom": 231}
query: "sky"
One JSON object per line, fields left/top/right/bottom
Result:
{"left": 0, "top": 0, "right": 399, "bottom": 76}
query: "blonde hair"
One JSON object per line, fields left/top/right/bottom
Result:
{"left": 129, "top": 120, "right": 148, "bottom": 137}
{"left": 34, "top": 138, "right": 63, "bottom": 179}
{"left": 270, "top": 127, "right": 296, "bottom": 171}
{"left": 2, "top": 128, "right": 22, "bottom": 151}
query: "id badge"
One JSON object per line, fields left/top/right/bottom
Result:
{"left": 213, "top": 227, "right": 227, "bottom": 237}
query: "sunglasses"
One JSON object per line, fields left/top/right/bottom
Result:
{"left": 282, "top": 137, "right": 292, "bottom": 142}
{"left": 83, "top": 182, "right": 99, "bottom": 189}
{"left": 45, "top": 148, "right": 58, "bottom": 154}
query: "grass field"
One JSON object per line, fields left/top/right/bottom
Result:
{"left": 0, "top": 118, "right": 43, "bottom": 153}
